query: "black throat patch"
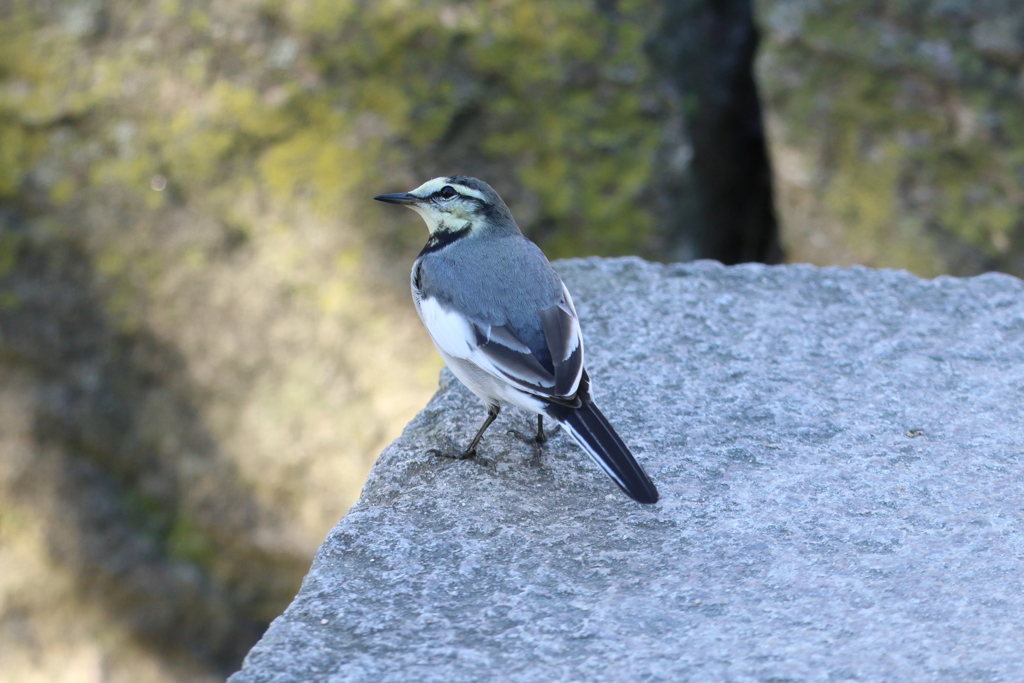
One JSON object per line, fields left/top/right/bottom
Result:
{"left": 419, "top": 226, "right": 471, "bottom": 256}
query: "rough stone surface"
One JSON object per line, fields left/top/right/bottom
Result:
{"left": 230, "top": 258, "right": 1024, "bottom": 682}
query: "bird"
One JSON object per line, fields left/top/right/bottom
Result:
{"left": 374, "top": 176, "right": 659, "bottom": 504}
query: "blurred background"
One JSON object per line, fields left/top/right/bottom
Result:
{"left": 1, "top": 0, "right": 1021, "bottom": 680}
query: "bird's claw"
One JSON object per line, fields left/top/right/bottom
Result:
{"left": 428, "top": 447, "right": 477, "bottom": 460}
{"left": 427, "top": 436, "right": 477, "bottom": 460}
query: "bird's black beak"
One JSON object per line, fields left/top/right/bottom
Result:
{"left": 373, "top": 192, "right": 420, "bottom": 205}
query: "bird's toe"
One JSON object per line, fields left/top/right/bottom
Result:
{"left": 428, "top": 447, "right": 477, "bottom": 460}
{"left": 427, "top": 436, "right": 477, "bottom": 460}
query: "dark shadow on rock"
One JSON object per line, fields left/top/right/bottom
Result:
{"left": 0, "top": 205, "right": 307, "bottom": 676}
{"left": 650, "top": 0, "right": 783, "bottom": 265}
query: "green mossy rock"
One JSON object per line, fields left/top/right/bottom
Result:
{"left": 756, "top": 0, "right": 1024, "bottom": 277}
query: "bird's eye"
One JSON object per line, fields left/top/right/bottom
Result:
{"left": 438, "top": 185, "right": 457, "bottom": 199}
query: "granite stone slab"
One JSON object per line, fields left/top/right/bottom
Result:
{"left": 230, "top": 258, "right": 1024, "bottom": 683}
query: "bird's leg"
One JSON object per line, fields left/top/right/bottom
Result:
{"left": 507, "top": 414, "right": 551, "bottom": 459}
{"left": 430, "top": 405, "right": 500, "bottom": 460}
{"left": 463, "top": 405, "right": 500, "bottom": 455}
{"left": 535, "top": 415, "right": 547, "bottom": 444}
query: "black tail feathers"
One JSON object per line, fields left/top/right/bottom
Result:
{"left": 548, "top": 401, "right": 659, "bottom": 504}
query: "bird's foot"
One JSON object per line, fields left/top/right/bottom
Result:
{"left": 428, "top": 447, "right": 477, "bottom": 460}
{"left": 427, "top": 437, "right": 477, "bottom": 460}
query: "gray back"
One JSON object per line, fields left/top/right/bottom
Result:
{"left": 418, "top": 234, "right": 564, "bottom": 353}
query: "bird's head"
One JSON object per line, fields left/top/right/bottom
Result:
{"left": 374, "top": 176, "right": 518, "bottom": 238}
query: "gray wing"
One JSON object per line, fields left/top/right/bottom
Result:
{"left": 472, "top": 281, "right": 584, "bottom": 404}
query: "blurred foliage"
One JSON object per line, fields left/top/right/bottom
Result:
{"left": 757, "top": 0, "right": 1024, "bottom": 276}
{"left": 0, "top": 0, "right": 666, "bottom": 262}
{"left": 283, "top": 0, "right": 663, "bottom": 256}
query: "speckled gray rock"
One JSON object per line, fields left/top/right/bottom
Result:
{"left": 230, "top": 258, "right": 1024, "bottom": 683}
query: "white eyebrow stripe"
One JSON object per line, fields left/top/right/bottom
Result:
{"left": 410, "top": 178, "right": 448, "bottom": 198}
{"left": 450, "top": 184, "right": 486, "bottom": 202}
{"left": 410, "top": 177, "right": 487, "bottom": 202}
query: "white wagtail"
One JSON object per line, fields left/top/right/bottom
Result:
{"left": 375, "top": 176, "right": 659, "bottom": 504}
